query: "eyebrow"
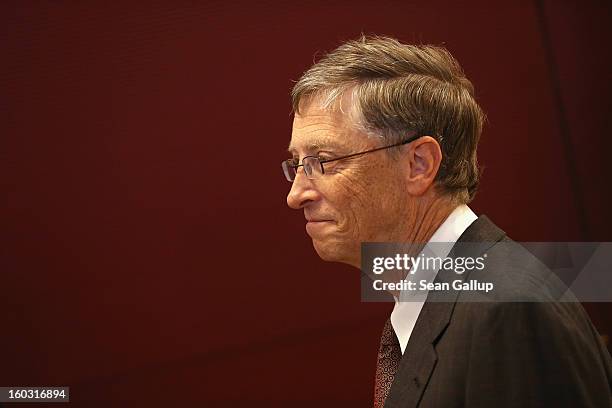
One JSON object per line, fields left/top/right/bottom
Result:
{"left": 287, "top": 139, "right": 342, "bottom": 154}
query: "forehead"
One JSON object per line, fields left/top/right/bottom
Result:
{"left": 288, "top": 103, "right": 362, "bottom": 154}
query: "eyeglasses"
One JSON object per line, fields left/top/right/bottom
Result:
{"left": 282, "top": 132, "right": 422, "bottom": 182}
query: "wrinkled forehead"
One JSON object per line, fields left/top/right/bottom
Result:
{"left": 288, "top": 101, "right": 367, "bottom": 155}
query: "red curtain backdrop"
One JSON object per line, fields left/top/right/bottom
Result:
{"left": 2, "top": 1, "right": 611, "bottom": 406}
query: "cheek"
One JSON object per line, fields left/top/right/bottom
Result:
{"left": 348, "top": 171, "right": 406, "bottom": 231}
{"left": 330, "top": 175, "right": 370, "bottom": 219}
{"left": 319, "top": 160, "right": 404, "bottom": 235}
{"left": 331, "top": 180, "right": 385, "bottom": 238}
{"left": 313, "top": 177, "right": 361, "bottom": 237}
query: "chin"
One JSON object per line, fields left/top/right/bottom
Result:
{"left": 312, "top": 238, "right": 356, "bottom": 266}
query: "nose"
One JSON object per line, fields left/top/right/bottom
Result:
{"left": 286, "top": 168, "right": 320, "bottom": 209}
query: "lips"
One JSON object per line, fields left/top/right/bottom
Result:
{"left": 304, "top": 212, "right": 334, "bottom": 223}
{"left": 305, "top": 217, "right": 334, "bottom": 237}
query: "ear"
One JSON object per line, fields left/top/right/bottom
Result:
{"left": 404, "top": 136, "right": 443, "bottom": 196}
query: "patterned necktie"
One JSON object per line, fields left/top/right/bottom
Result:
{"left": 374, "top": 318, "right": 402, "bottom": 408}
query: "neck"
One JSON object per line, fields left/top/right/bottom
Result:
{"left": 402, "top": 192, "right": 457, "bottom": 245}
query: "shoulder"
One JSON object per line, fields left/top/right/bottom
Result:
{"left": 455, "top": 235, "right": 573, "bottom": 303}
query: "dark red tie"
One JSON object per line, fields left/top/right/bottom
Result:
{"left": 374, "top": 318, "right": 402, "bottom": 408}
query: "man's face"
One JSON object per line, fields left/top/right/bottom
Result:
{"left": 287, "top": 102, "right": 410, "bottom": 267}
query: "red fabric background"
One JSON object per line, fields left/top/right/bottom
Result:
{"left": 2, "top": 1, "right": 611, "bottom": 406}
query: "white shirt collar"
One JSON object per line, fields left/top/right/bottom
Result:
{"left": 429, "top": 204, "right": 479, "bottom": 245}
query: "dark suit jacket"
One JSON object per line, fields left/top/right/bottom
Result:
{"left": 384, "top": 215, "right": 612, "bottom": 408}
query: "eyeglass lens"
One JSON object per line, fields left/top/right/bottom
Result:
{"left": 282, "top": 157, "right": 323, "bottom": 182}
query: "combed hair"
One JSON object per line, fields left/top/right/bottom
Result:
{"left": 291, "top": 34, "right": 485, "bottom": 203}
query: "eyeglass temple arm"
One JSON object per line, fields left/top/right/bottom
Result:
{"left": 286, "top": 132, "right": 421, "bottom": 169}
{"left": 319, "top": 132, "right": 422, "bottom": 165}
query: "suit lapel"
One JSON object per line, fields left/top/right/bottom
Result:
{"left": 384, "top": 215, "right": 505, "bottom": 408}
